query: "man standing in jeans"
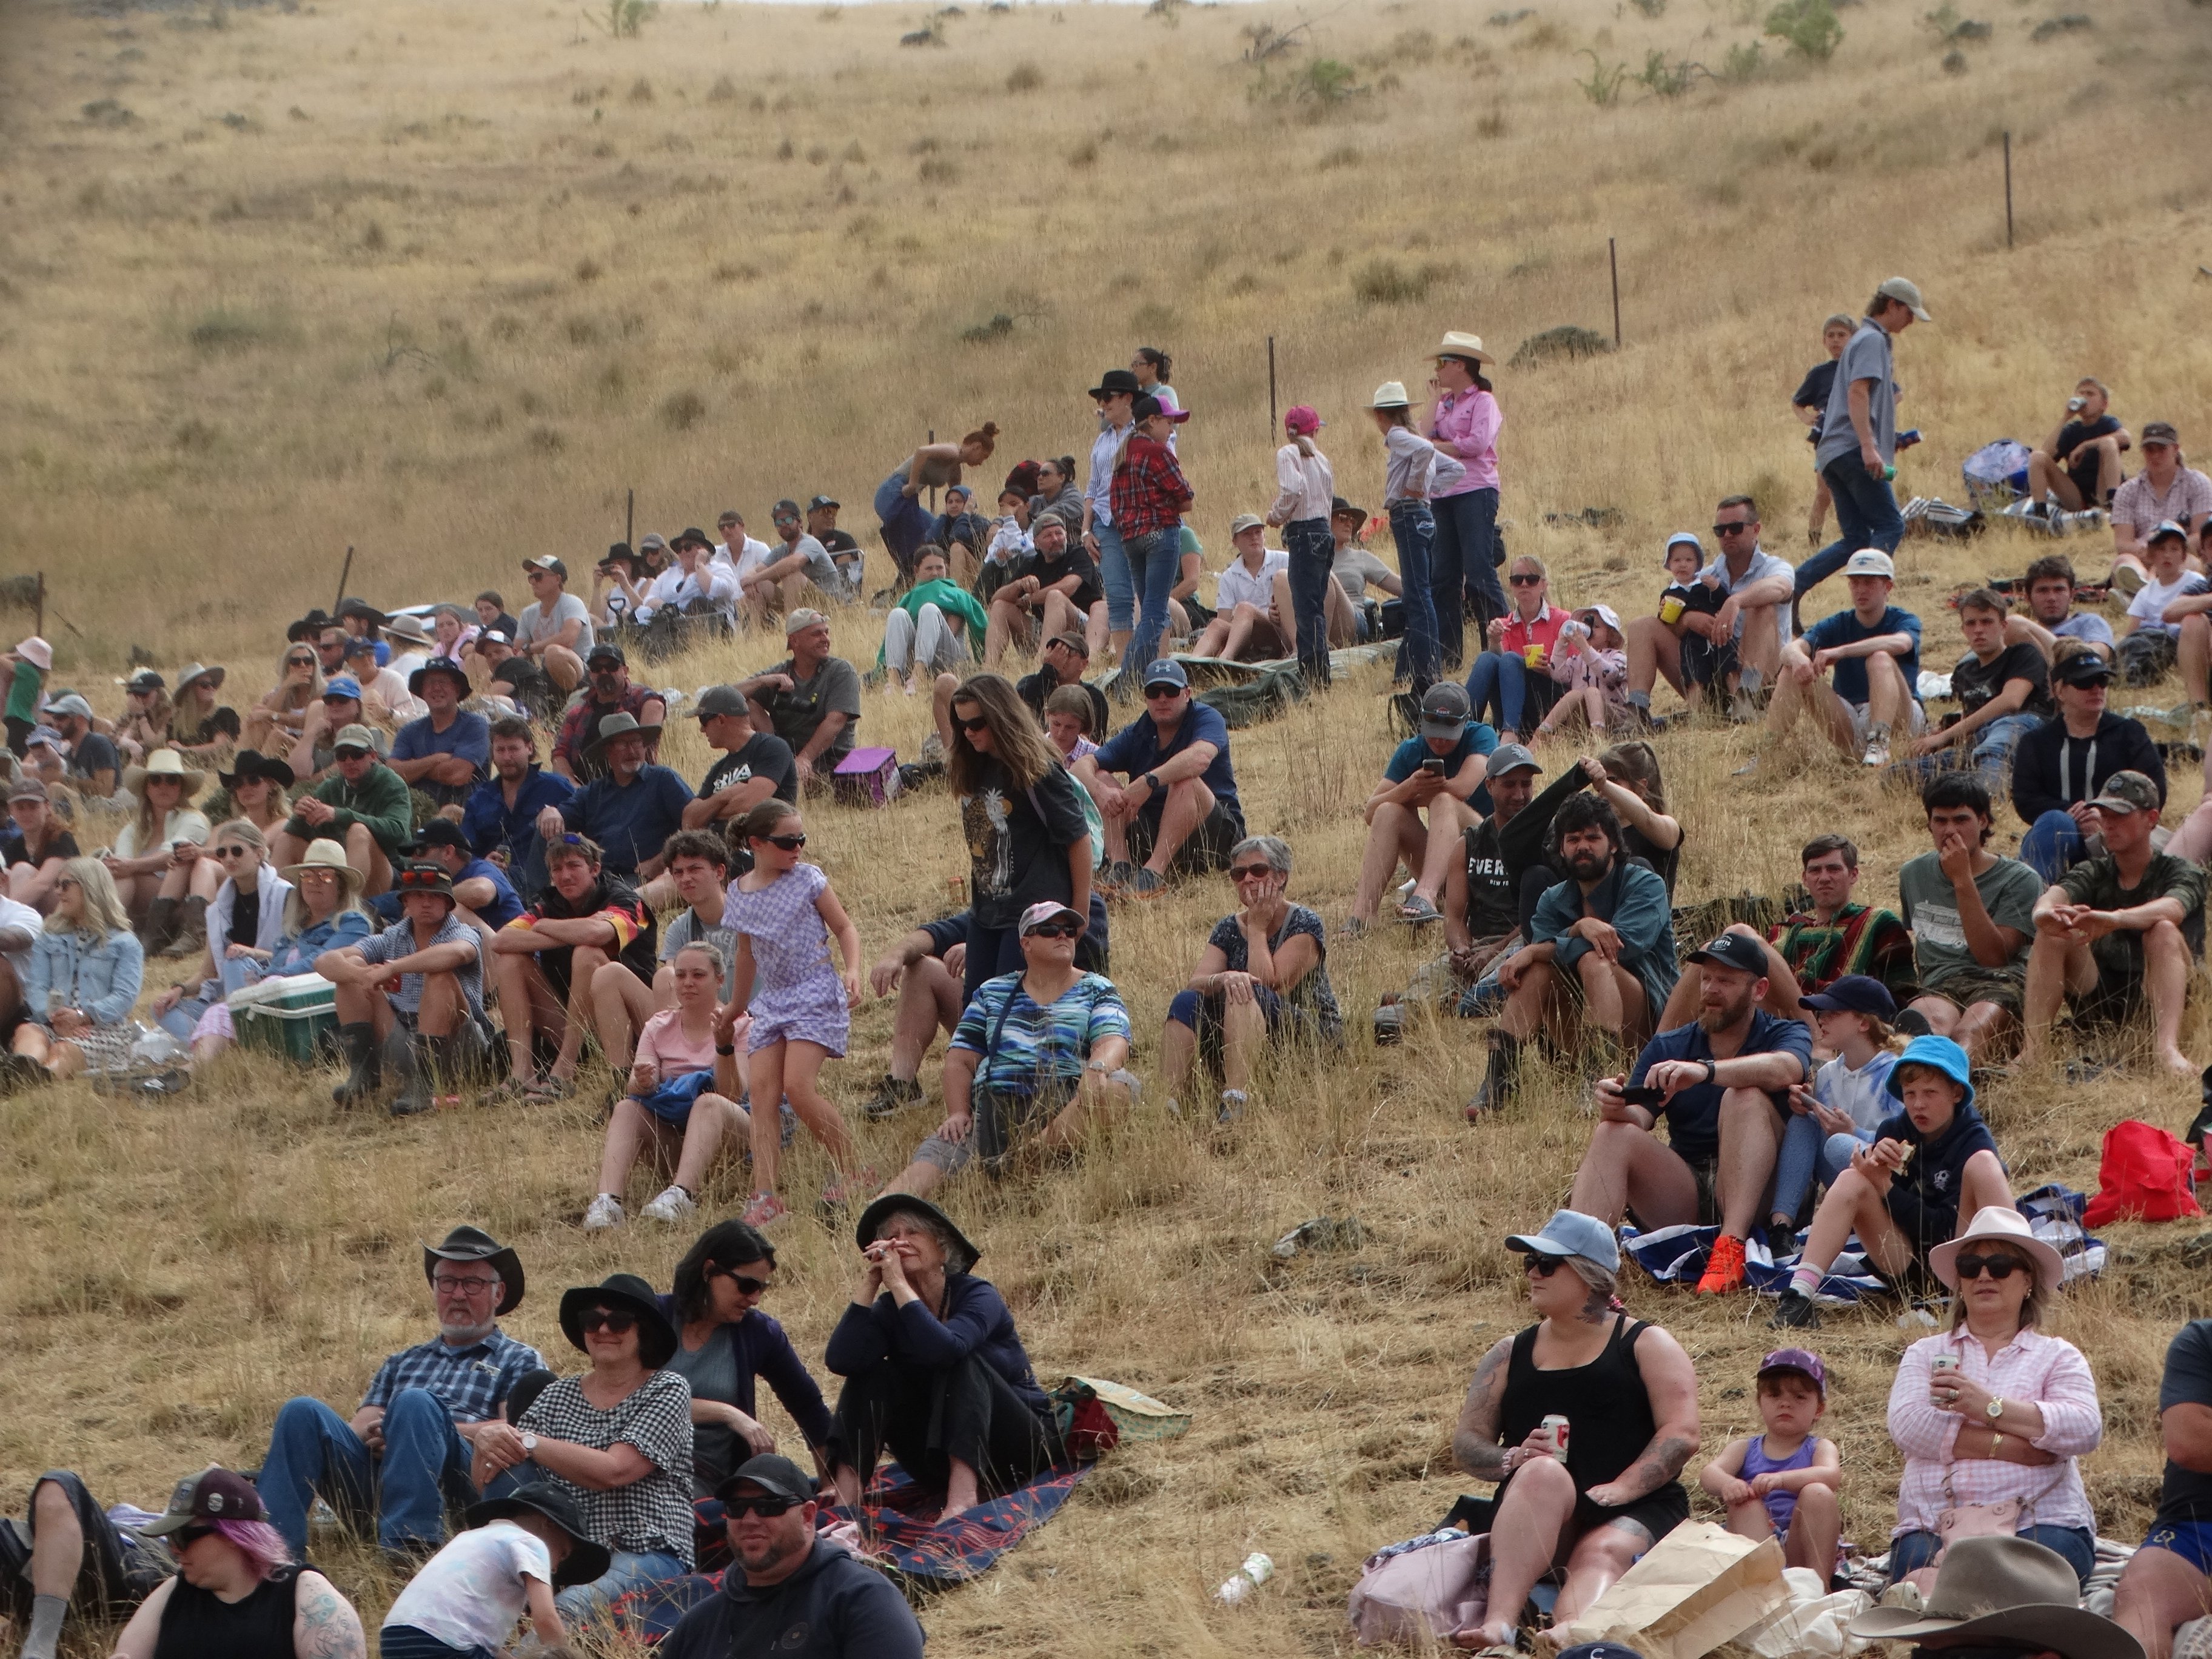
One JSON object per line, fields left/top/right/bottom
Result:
{"left": 1082, "top": 368, "right": 1142, "bottom": 677}
{"left": 1425, "top": 332, "right": 1509, "bottom": 669}
{"left": 1797, "top": 278, "right": 1929, "bottom": 609}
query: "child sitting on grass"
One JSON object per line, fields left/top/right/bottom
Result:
{"left": 1532, "top": 606, "right": 1630, "bottom": 739}
{"left": 1768, "top": 974, "right": 1900, "bottom": 1250}
{"left": 1698, "top": 1347, "right": 1843, "bottom": 1580}
{"left": 380, "top": 1482, "right": 605, "bottom": 1659}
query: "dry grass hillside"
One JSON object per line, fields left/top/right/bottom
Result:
{"left": 5, "top": 0, "right": 2212, "bottom": 1652}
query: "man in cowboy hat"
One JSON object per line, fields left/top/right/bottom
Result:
{"left": 655, "top": 1455, "right": 924, "bottom": 1659}
{"left": 737, "top": 611, "right": 862, "bottom": 791}
{"left": 318, "top": 860, "right": 492, "bottom": 1114}
{"left": 272, "top": 723, "right": 414, "bottom": 897}
{"left": 255, "top": 1224, "right": 545, "bottom": 1561}
{"left": 551, "top": 642, "right": 665, "bottom": 784}
{"left": 1, "top": 635, "right": 51, "bottom": 758}
{"left": 389, "top": 657, "right": 491, "bottom": 810}
{"left": 515, "top": 554, "right": 595, "bottom": 692}
{"left": 1426, "top": 330, "right": 1509, "bottom": 667}
{"left": 537, "top": 712, "right": 691, "bottom": 883}
{"left": 1854, "top": 1535, "right": 2141, "bottom": 1659}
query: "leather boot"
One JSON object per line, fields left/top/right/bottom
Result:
{"left": 1465, "top": 1032, "right": 1522, "bottom": 1121}
{"left": 163, "top": 896, "right": 210, "bottom": 959}
{"left": 331, "top": 1021, "right": 381, "bottom": 1106}
{"left": 142, "top": 896, "right": 179, "bottom": 955}
{"left": 389, "top": 1033, "right": 435, "bottom": 1118}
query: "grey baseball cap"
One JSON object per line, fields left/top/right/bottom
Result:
{"left": 1504, "top": 1208, "right": 1619, "bottom": 1274}
{"left": 1486, "top": 743, "right": 1541, "bottom": 778}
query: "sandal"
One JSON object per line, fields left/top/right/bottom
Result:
{"left": 485, "top": 1076, "right": 541, "bottom": 1105}
{"left": 524, "top": 1074, "right": 574, "bottom": 1101}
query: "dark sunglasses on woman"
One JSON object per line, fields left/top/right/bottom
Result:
{"left": 1953, "top": 1253, "right": 2023, "bottom": 1281}
{"left": 578, "top": 1307, "right": 637, "bottom": 1335}
{"left": 760, "top": 833, "right": 806, "bottom": 851}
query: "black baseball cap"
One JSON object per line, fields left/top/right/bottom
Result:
{"left": 716, "top": 1453, "right": 816, "bottom": 1505}
{"left": 806, "top": 494, "right": 840, "bottom": 512}
{"left": 141, "top": 1467, "right": 267, "bottom": 1537}
{"left": 1800, "top": 973, "right": 1898, "bottom": 1021}
{"left": 2054, "top": 651, "right": 2113, "bottom": 688}
{"left": 409, "top": 819, "right": 472, "bottom": 853}
{"left": 585, "top": 641, "right": 626, "bottom": 667}
{"left": 1685, "top": 933, "right": 1769, "bottom": 976}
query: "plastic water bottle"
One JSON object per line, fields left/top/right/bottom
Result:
{"left": 1215, "top": 1552, "right": 1275, "bottom": 1604}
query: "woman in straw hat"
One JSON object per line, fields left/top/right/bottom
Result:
{"left": 1426, "top": 330, "right": 1508, "bottom": 669}
{"left": 5, "top": 856, "right": 143, "bottom": 1085}
{"left": 105, "top": 749, "right": 219, "bottom": 955}
{"left": 168, "top": 663, "right": 240, "bottom": 765}
{"left": 1367, "top": 381, "right": 1465, "bottom": 686}
{"left": 1882, "top": 1202, "right": 2103, "bottom": 1590}
{"left": 166, "top": 838, "right": 372, "bottom": 1067}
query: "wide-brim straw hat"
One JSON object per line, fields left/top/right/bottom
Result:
{"left": 173, "top": 663, "right": 226, "bottom": 696}
{"left": 1435, "top": 330, "right": 1494, "bottom": 366}
{"left": 121, "top": 749, "right": 206, "bottom": 800}
{"left": 1927, "top": 1203, "right": 2066, "bottom": 1294}
{"left": 280, "top": 837, "right": 367, "bottom": 898}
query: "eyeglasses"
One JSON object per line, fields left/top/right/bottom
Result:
{"left": 760, "top": 833, "right": 806, "bottom": 851}
{"left": 1524, "top": 1255, "right": 1566, "bottom": 1276}
{"left": 723, "top": 1495, "right": 803, "bottom": 1519}
{"left": 1027, "top": 920, "right": 1081, "bottom": 939}
{"left": 1953, "top": 1253, "right": 2025, "bottom": 1281}
{"left": 1712, "top": 521, "right": 1755, "bottom": 537}
{"left": 214, "top": 845, "right": 253, "bottom": 859}
{"left": 1508, "top": 573, "right": 1544, "bottom": 586}
{"left": 578, "top": 1307, "right": 637, "bottom": 1335}
{"left": 956, "top": 716, "right": 991, "bottom": 734}
{"left": 432, "top": 1274, "right": 499, "bottom": 1295}
{"left": 1228, "top": 864, "right": 1274, "bottom": 882}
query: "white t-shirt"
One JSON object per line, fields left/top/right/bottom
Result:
{"left": 1812, "top": 1048, "right": 1897, "bottom": 1135}
{"left": 1700, "top": 548, "right": 1797, "bottom": 653}
{"left": 1217, "top": 549, "right": 1290, "bottom": 613}
{"left": 382, "top": 1520, "right": 552, "bottom": 1652}
{"left": 712, "top": 537, "right": 774, "bottom": 586}
{"left": 113, "top": 807, "right": 212, "bottom": 860}
{"left": 517, "top": 593, "right": 596, "bottom": 656}
{"left": 2127, "top": 571, "right": 2208, "bottom": 640}
{"left": 638, "top": 563, "right": 739, "bottom": 622}
{"left": 0, "top": 893, "right": 39, "bottom": 977}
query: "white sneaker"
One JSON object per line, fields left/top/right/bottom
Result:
{"left": 640, "top": 1184, "right": 696, "bottom": 1224}
{"left": 1861, "top": 725, "right": 1892, "bottom": 768}
{"left": 583, "top": 1194, "right": 625, "bottom": 1232}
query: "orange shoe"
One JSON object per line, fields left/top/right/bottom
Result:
{"left": 1695, "top": 1232, "right": 1747, "bottom": 1295}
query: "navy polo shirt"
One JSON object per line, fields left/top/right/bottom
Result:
{"left": 1629, "top": 1010, "right": 1813, "bottom": 1165}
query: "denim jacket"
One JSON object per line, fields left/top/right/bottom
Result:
{"left": 25, "top": 926, "right": 146, "bottom": 1028}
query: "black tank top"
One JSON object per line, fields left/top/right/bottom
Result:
{"left": 153, "top": 1564, "right": 301, "bottom": 1659}
{"left": 1500, "top": 1315, "right": 1684, "bottom": 1525}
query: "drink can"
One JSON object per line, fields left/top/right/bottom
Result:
{"left": 1660, "top": 595, "right": 1686, "bottom": 624}
{"left": 1541, "top": 1414, "right": 1570, "bottom": 1458}
{"left": 1882, "top": 464, "right": 1899, "bottom": 483}
{"left": 1929, "top": 1352, "right": 1958, "bottom": 1404}
{"left": 1241, "top": 1552, "right": 1276, "bottom": 1585}
{"left": 945, "top": 875, "right": 964, "bottom": 904}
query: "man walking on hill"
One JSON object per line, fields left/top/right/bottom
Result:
{"left": 1795, "top": 278, "right": 1928, "bottom": 608}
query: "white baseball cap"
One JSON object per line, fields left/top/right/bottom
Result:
{"left": 1841, "top": 548, "right": 1895, "bottom": 580}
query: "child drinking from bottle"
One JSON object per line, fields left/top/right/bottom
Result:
{"left": 723, "top": 800, "right": 871, "bottom": 1227}
{"left": 1699, "top": 1348, "right": 1842, "bottom": 1577}
{"left": 1531, "top": 606, "right": 1630, "bottom": 739}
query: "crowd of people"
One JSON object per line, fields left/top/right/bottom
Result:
{"left": 4, "top": 294, "right": 2212, "bottom": 1659}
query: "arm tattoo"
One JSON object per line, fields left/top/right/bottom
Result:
{"left": 1611, "top": 1434, "right": 1697, "bottom": 1501}
{"left": 297, "top": 1583, "right": 366, "bottom": 1659}
{"left": 1452, "top": 1344, "right": 1511, "bottom": 1478}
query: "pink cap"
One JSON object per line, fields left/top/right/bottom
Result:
{"left": 1283, "top": 404, "right": 1323, "bottom": 437}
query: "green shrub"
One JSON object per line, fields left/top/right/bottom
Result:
{"left": 1721, "top": 39, "right": 1765, "bottom": 79}
{"left": 1353, "top": 259, "right": 1441, "bottom": 304}
{"left": 1765, "top": 0, "right": 1843, "bottom": 58}
{"left": 1575, "top": 49, "right": 1630, "bottom": 103}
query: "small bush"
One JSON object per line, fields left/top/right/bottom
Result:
{"left": 660, "top": 389, "right": 706, "bottom": 429}
{"left": 528, "top": 426, "right": 565, "bottom": 452}
{"left": 961, "top": 313, "right": 1016, "bottom": 344}
{"left": 1353, "top": 259, "right": 1439, "bottom": 305}
{"left": 1487, "top": 8, "right": 1533, "bottom": 22}
{"left": 82, "top": 99, "right": 136, "bottom": 127}
{"left": 2030, "top": 12, "right": 2091, "bottom": 38}
{"left": 1508, "top": 325, "right": 1614, "bottom": 367}
{"left": 1942, "top": 45, "right": 1968, "bottom": 70}
{"left": 1765, "top": 0, "right": 1843, "bottom": 58}
{"left": 1636, "top": 49, "right": 1703, "bottom": 93}
{"left": 1574, "top": 49, "right": 1630, "bottom": 102}
{"left": 1720, "top": 39, "right": 1765, "bottom": 79}
{"left": 918, "top": 156, "right": 959, "bottom": 184}
{"left": 1068, "top": 138, "right": 1099, "bottom": 168}
{"left": 589, "top": 0, "right": 654, "bottom": 37}
{"left": 575, "top": 257, "right": 603, "bottom": 283}
{"left": 1301, "top": 58, "right": 1362, "bottom": 103}
{"left": 1630, "top": 0, "right": 1667, "bottom": 15}
{"left": 1319, "top": 142, "right": 1361, "bottom": 169}
{"left": 1478, "top": 106, "right": 1509, "bottom": 136}
{"left": 705, "top": 75, "right": 736, "bottom": 102}
{"left": 361, "top": 220, "right": 387, "bottom": 252}
{"left": 1006, "top": 60, "right": 1044, "bottom": 92}
{"left": 628, "top": 78, "right": 654, "bottom": 103}
{"left": 187, "top": 307, "right": 282, "bottom": 352}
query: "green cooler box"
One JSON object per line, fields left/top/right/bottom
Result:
{"left": 229, "top": 972, "right": 338, "bottom": 1065}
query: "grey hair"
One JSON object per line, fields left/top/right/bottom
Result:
{"left": 1230, "top": 834, "right": 1292, "bottom": 874}
{"left": 1565, "top": 1255, "right": 1619, "bottom": 1304}
{"left": 873, "top": 1207, "right": 974, "bottom": 1272}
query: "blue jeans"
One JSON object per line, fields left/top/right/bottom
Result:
{"left": 554, "top": 1547, "right": 690, "bottom": 1628}
{"left": 1093, "top": 520, "right": 1133, "bottom": 635}
{"left": 1121, "top": 526, "right": 1181, "bottom": 681}
{"left": 1895, "top": 711, "right": 2041, "bottom": 794}
{"left": 873, "top": 469, "right": 934, "bottom": 585}
{"left": 2023, "top": 808, "right": 2087, "bottom": 882}
{"left": 1432, "top": 488, "right": 1505, "bottom": 668}
{"left": 1797, "top": 456, "right": 1905, "bottom": 600}
{"left": 1888, "top": 1523, "right": 2096, "bottom": 1588}
{"left": 1466, "top": 651, "right": 1537, "bottom": 734}
{"left": 1389, "top": 501, "right": 1441, "bottom": 683}
{"left": 1772, "top": 1120, "right": 1870, "bottom": 1228}
{"left": 1283, "top": 517, "right": 1335, "bottom": 685}
{"left": 258, "top": 1389, "right": 473, "bottom": 1554}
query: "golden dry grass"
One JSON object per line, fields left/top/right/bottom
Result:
{"left": 6, "top": 0, "right": 2212, "bottom": 1652}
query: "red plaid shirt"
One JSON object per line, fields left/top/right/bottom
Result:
{"left": 1108, "top": 434, "right": 1193, "bottom": 539}
{"left": 552, "top": 683, "right": 661, "bottom": 776}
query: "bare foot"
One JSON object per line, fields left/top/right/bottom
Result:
{"left": 1450, "top": 1623, "right": 1517, "bottom": 1651}
{"left": 2160, "top": 1048, "right": 2198, "bottom": 1079}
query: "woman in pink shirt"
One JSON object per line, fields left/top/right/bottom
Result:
{"left": 1883, "top": 1207, "right": 2103, "bottom": 1590}
{"left": 1425, "top": 331, "right": 1507, "bottom": 669}
{"left": 1463, "top": 554, "right": 1572, "bottom": 743}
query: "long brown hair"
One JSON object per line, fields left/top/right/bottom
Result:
{"left": 948, "top": 674, "right": 1059, "bottom": 795}
{"left": 1597, "top": 740, "right": 1667, "bottom": 814}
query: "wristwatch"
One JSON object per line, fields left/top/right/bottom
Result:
{"left": 1985, "top": 1396, "right": 2005, "bottom": 1423}
{"left": 521, "top": 1432, "right": 540, "bottom": 1456}
{"left": 1143, "top": 771, "right": 1163, "bottom": 794}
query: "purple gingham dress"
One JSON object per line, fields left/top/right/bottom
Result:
{"left": 722, "top": 862, "right": 850, "bottom": 1056}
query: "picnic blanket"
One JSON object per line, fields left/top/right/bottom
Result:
{"left": 1622, "top": 1184, "right": 2104, "bottom": 1307}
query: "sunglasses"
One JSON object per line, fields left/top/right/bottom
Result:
{"left": 578, "top": 1308, "right": 637, "bottom": 1335}
{"left": 956, "top": 716, "right": 991, "bottom": 735}
{"left": 174, "top": 1524, "right": 217, "bottom": 1547}
{"left": 760, "top": 833, "right": 806, "bottom": 851}
{"left": 334, "top": 748, "right": 370, "bottom": 760}
{"left": 1524, "top": 1255, "right": 1567, "bottom": 1276}
{"left": 286, "top": 656, "right": 315, "bottom": 668}
{"left": 1954, "top": 1253, "right": 2025, "bottom": 1281}
{"left": 1027, "top": 920, "right": 1082, "bottom": 939}
{"left": 1142, "top": 685, "right": 1182, "bottom": 700}
{"left": 723, "top": 1495, "right": 803, "bottom": 1519}
{"left": 1712, "top": 521, "right": 1755, "bottom": 536}
{"left": 214, "top": 845, "right": 253, "bottom": 859}
{"left": 715, "top": 1271, "right": 771, "bottom": 1296}
{"left": 1508, "top": 572, "right": 1544, "bottom": 586}
{"left": 397, "top": 870, "right": 446, "bottom": 890}
{"left": 1228, "top": 864, "right": 1274, "bottom": 882}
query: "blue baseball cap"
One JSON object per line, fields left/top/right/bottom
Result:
{"left": 321, "top": 675, "right": 363, "bottom": 701}
{"left": 1141, "top": 659, "right": 1187, "bottom": 691}
{"left": 1800, "top": 973, "right": 1898, "bottom": 1021}
{"left": 1504, "top": 1208, "right": 1618, "bottom": 1275}
{"left": 1888, "top": 1033, "right": 1974, "bottom": 1113}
